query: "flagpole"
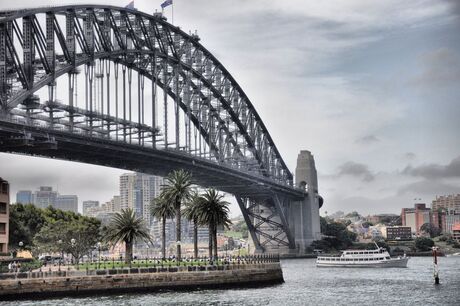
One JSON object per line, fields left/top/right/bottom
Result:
{"left": 172, "top": 1, "right": 174, "bottom": 25}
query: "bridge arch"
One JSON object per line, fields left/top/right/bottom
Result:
{"left": 0, "top": 5, "right": 292, "bottom": 185}
{"left": 0, "top": 5, "right": 322, "bottom": 254}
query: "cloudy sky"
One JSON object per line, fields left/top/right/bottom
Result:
{"left": 1, "top": 0, "right": 459, "bottom": 216}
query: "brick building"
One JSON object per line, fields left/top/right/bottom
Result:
{"left": 453, "top": 223, "right": 460, "bottom": 242}
{"left": 432, "top": 194, "right": 460, "bottom": 213}
{"left": 0, "top": 178, "right": 10, "bottom": 254}
{"left": 401, "top": 203, "right": 431, "bottom": 235}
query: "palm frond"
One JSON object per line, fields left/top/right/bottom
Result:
{"left": 105, "top": 208, "right": 152, "bottom": 246}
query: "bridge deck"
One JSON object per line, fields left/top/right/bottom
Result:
{"left": 0, "top": 120, "right": 305, "bottom": 200}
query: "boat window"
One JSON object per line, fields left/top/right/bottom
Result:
{"left": 386, "top": 257, "right": 390, "bottom": 259}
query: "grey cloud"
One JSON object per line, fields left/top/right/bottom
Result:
{"left": 412, "top": 48, "right": 460, "bottom": 88}
{"left": 446, "top": 0, "right": 460, "bottom": 16}
{"left": 326, "top": 195, "right": 406, "bottom": 215}
{"left": 404, "top": 152, "right": 416, "bottom": 160}
{"left": 402, "top": 155, "right": 460, "bottom": 179}
{"left": 337, "top": 161, "right": 375, "bottom": 182}
{"left": 355, "top": 135, "right": 379, "bottom": 144}
{"left": 0, "top": 154, "right": 122, "bottom": 207}
{"left": 397, "top": 180, "right": 459, "bottom": 196}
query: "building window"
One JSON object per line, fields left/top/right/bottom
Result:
{"left": 0, "top": 202, "right": 6, "bottom": 214}
{"left": 0, "top": 243, "right": 5, "bottom": 252}
{"left": 0, "top": 223, "right": 6, "bottom": 234}
{"left": 0, "top": 183, "right": 8, "bottom": 194}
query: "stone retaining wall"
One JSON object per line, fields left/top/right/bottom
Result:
{"left": 0, "top": 263, "right": 283, "bottom": 300}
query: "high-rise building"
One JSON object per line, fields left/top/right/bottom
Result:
{"left": 16, "top": 190, "right": 32, "bottom": 204}
{"left": 0, "top": 178, "right": 10, "bottom": 254}
{"left": 23, "top": 186, "right": 79, "bottom": 213}
{"left": 432, "top": 194, "right": 460, "bottom": 213}
{"left": 443, "top": 212, "right": 460, "bottom": 234}
{"left": 107, "top": 196, "right": 121, "bottom": 212}
{"left": 120, "top": 173, "right": 163, "bottom": 225}
{"left": 32, "top": 186, "right": 58, "bottom": 209}
{"left": 151, "top": 218, "right": 209, "bottom": 246}
{"left": 83, "top": 200, "right": 99, "bottom": 215}
{"left": 55, "top": 195, "right": 78, "bottom": 213}
{"left": 401, "top": 203, "right": 431, "bottom": 235}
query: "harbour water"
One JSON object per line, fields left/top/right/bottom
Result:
{"left": 2, "top": 256, "right": 459, "bottom": 305}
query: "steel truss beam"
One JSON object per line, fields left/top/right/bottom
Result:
{"left": 0, "top": 5, "right": 310, "bottom": 253}
{"left": 0, "top": 5, "right": 292, "bottom": 185}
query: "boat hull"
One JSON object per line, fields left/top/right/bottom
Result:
{"left": 316, "top": 257, "right": 409, "bottom": 268}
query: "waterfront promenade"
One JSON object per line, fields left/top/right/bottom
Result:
{"left": 0, "top": 256, "right": 283, "bottom": 300}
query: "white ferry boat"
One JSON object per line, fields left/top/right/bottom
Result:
{"left": 316, "top": 244, "right": 409, "bottom": 268}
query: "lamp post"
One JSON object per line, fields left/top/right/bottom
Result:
{"left": 70, "top": 238, "right": 76, "bottom": 267}
{"left": 224, "top": 241, "right": 228, "bottom": 257}
{"left": 97, "top": 242, "right": 101, "bottom": 270}
{"left": 57, "top": 239, "right": 63, "bottom": 271}
{"left": 146, "top": 245, "right": 150, "bottom": 260}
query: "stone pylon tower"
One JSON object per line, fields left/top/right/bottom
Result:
{"left": 289, "top": 150, "right": 322, "bottom": 252}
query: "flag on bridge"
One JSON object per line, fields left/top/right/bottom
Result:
{"left": 125, "top": 1, "right": 135, "bottom": 9}
{"left": 161, "top": 0, "right": 173, "bottom": 9}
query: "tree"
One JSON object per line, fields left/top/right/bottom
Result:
{"left": 150, "top": 197, "right": 175, "bottom": 259}
{"left": 415, "top": 237, "right": 435, "bottom": 251}
{"left": 183, "top": 192, "right": 203, "bottom": 258}
{"left": 316, "top": 217, "right": 356, "bottom": 251}
{"left": 9, "top": 203, "right": 46, "bottom": 249}
{"left": 105, "top": 208, "right": 151, "bottom": 263}
{"left": 197, "top": 189, "right": 232, "bottom": 259}
{"left": 345, "top": 211, "right": 361, "bottom": 219}
{"left": 420, "top": 223, "right": 441, "bottom": 238}
{"left": 160, "top": 170, "right": 192, "bottom": 261}
{"left": 34, "top": 217, "right": 101, "bottom": 264}
{"left": 362, "top": 221, "right": 373, "bottom": 228}
{"left": 230, "top": 219, "right": 248, "bottom": 239}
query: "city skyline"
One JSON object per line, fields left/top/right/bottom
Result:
{"left": 0, "top": 0, "right": 459, "bottom": 216}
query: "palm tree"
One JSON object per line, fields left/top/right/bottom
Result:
{"left": 160, "top": 169, "right": 192, "bottom": 261}
{"left": 183, "top": 192, "right": 203, "bottom": 258}
{"left": 105, "top": 208, "right": 151, "bottom": 263}
{"left": 150, "top": 197, "right": 175, "bottom": 259}
{"left": 198, "top": 189, "right": 232, "bottom": 259}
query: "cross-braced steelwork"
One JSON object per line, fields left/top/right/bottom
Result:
{"left": 0, "top": 5, "right": 322, "bottom": 254}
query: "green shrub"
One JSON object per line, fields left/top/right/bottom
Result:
{"left": 19, "top": 259, "right": 42, "bottom": 272}
{"left": 415, "top": 237, "right": 434, "bottom": 251}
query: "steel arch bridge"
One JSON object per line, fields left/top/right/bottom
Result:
{"left": 0, "top": 5, "right": 321, "bottom": 254}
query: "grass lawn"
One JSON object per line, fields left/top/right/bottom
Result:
{"left": 224, "top": 231, "right": 243, "bottom": 239}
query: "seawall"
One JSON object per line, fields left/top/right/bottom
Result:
{"left": 0, "top": 262, "right": 283, "bottom": 300}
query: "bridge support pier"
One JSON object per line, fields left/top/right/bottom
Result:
{"left": 239, "top": 151, "right": 322, "bottom": 256}
{"left": 288, "top": 150, "right": 321, "bottom": 253}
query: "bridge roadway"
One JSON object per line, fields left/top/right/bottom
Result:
{"left": 0, "top": 119, "right": 305, "bottom": 201}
